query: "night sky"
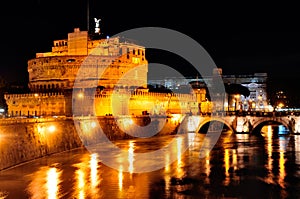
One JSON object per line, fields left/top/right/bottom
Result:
{"left": 0, "top": 1, "right": 300, "bottom": 104}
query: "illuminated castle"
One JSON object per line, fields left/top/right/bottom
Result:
{"left": 4, "top": 24, "right": 200, "bottom": 117}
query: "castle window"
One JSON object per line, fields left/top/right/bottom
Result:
{"left": 56, "top": 43, "right": 58, "bottom": 47}
{"left": 127, "top": 48, "right": 130, "bottom": 53}
{"left": 138, "top": 49, "right": 140, "bottom": 55}
{"left": 67, "top": 59, "right": 75, "bottom": 62}
{"left": 65, "top": 42, "right": 67, "bottom": 46}
{"left": 133, "top": 49, "right": 135, "bottom": 55}
{"left": 127, "top": 55, "right": 130, "bottom": 59}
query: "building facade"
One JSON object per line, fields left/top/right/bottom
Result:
{"left": 4, "top": 27, "right": 198, "bottom": 117}
{"left": 148, "top": 68, "right": 270, "bottom": 112}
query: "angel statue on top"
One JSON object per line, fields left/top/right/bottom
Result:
{"left": 94, "top": 18, "right": 101, "bottom": 34}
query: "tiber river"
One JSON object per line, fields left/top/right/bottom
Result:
{"left": 0, "top": 124, "right": 300, "bottom": 199}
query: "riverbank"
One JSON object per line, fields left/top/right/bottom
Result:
{"left": 0, "top": 115, "right": 183, "bottom": 170}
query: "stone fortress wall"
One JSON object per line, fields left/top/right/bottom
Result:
{"left": 0, "top": 116, "right": 182, "bottom": 171}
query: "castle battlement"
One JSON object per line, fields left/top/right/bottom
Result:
{"left": 27, "top": 27, "right": 148, "bottom": 92}
{"left": 4, "top": 92, "right": 65, "bottom": 99}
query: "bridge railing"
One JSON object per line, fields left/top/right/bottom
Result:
{"left": 222, "top": 111, "right": 297, "bottom": 117}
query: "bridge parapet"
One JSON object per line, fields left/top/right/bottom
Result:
{"left": 183, "top": 114, "right": 300, "bottom": 134}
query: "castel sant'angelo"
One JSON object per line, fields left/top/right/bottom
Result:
{"left": 4, "top": 20, "right": 204, "bottom": 118}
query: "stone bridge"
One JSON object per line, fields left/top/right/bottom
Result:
{"left": 184, "top": 112, "right": 300, "bottom": 134}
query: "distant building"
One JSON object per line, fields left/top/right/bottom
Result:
{"left": 148, "top": 68, "right": 270, "bottom": 112}
{"left": 273, "top": 91, "right": 289, "bottom": 109}
{"left": 222, "top": 71, "right": 269, "bottom": 111}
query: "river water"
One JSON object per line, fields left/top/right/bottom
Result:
{"left": 0, "top": 125, "right": 300, "bottom": 199}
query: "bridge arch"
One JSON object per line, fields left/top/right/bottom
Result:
{"left": 196, "top": 117, "right": 235, "bottom": 133}
{"left": 251, "top": 117, "right": 293, "bottom": 134}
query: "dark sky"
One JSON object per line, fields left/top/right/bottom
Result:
{"left": 0, "top": 1, "right": 300, "bottom": 101}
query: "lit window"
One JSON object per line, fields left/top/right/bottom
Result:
{"left": 132, "top": 57, "right": 140, "bottom": 64}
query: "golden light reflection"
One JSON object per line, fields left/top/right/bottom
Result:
{"left": 279, "top": 151, "right": 285, "bottom": 188}
{"left": 232, "top": 149, "right": 237, "bottom": 170}
{"left": 224, "top": 149, "right": 229, "bottom": 175}
{"left": 266, "top": 125, "right": 273, "bottom": 181}
{"left": 278, "top": 138, "right": 286, "bottom": 188}
{"left": 90, "top": 153, "right": 99, "bottom": 189}
{"left": 118, "top": 165, "right": 123, "bottom": 191}
{"left": 72, "top": 154, "right": 102, "bottom": 199}
{"left": 164, "top": 153, "right": 171, "bottom": 197}
{"left": 177, "top": 137, "right": 182, "bottom": 162}
{"left": 176, "top": 137, "right": 184, "bottom": 178}
{"left": 128, "top": 141, "right": 134, "bottom": 174}
{"left": 261, "top": 125, "right": 274, "bottom": 185}
{"left": 46, "top": 167, "right": 61, "bottom": 199}
{"left": 224, "top": 149, "right": 230, "bottom": 185}
{"left": 164, "top": 175, "right": 171, "bottom": 198}
{"left": 76, "top": 169, "right": 85, "bottom": 199}
{"left": 204, "top": 154, "right": 210, "bottom": 184}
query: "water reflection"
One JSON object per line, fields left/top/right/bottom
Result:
{"left": 128, "top": 141, "right": 134, "bottom": 174}
{"left": 118, "top": 165, "right": 123, "bottom": 191}
{"left": 47, "top": 168, "right": 61, "bottom": 199}
{"left": 73, "top": 153, "right": 102, "bottom": 199}
{"left": 261, "top": 125, "right": 289, "bottom": 188}
{"left": 27, "top": 166, "right": 62, "bottom": 199}
{"left": 2, "top": 124, "right": 300, "bottom": 198}
{"left": 76, "top": 169, "right": 85, "bottom": 199}
{"left": 176, "top": 137, "right": 185, "bottom": 179}
{"left": 90, "top": 153, "right": 100, "bottom": 190}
